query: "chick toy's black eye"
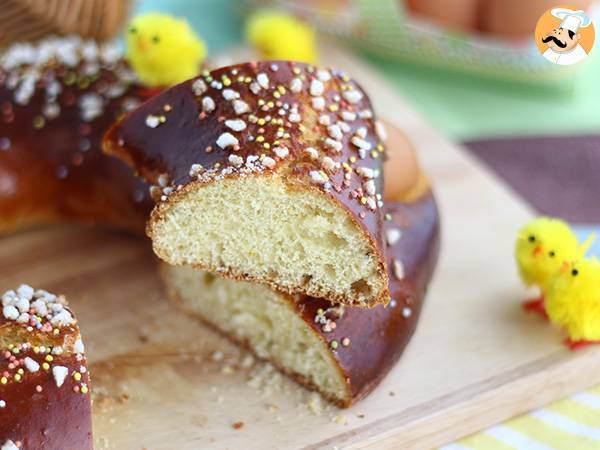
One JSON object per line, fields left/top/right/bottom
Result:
{"left": 528, "top": 235, "right": 536, "bottom": 243}
{"left": 129, "top": 27, "right": 137, "bottom": 34}
{"left": 152, "top": 35, "right": 160, "bottom": 44}
{"left": 572, "top": 269, "right": 579, "bottom": 276}
{"left": 549, "top": 251, "right": 556, "bottom": 258}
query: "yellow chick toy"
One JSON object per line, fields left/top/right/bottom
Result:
{"left": 546, "top": 257, "right": 600, "bottom": 350}
{"left": 126, "top": 13, "right": 206, "bottom": 88}
{"left": 246, "top": 10, "right": 318, "bottom": 64}
{"left": 515, "top": 217, "right": 595, "bottom": 317}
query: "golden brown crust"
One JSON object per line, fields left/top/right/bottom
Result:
{"left": 0, "top": 36, "right": 153, "bottom": 235}
{"left": 104, "top": 60, "right": 391, "bottom": 306}
{"left": 0, "top": 286, "right": 92, "bottom": 449}
{"left": 307, "top": 190, "right": 439, "bottom": 404}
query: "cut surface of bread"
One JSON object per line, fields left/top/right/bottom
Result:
{"left": 104, "top": 61, "right": 390, "bottom": 307}
{"left": 161, "top": 194, "right": 440, "bottom": 407}
{"left": 0, "top": 284, "right": 92, "bottom": 449}
{"left": 152, "top": 173, "right": 387, "bottom": 307}
{"left": 163, "top": 264, "right": 350, "bottom": 403}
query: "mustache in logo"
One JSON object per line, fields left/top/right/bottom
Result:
{"left": 542, "top": 35, "right": 567, "bottom": 48}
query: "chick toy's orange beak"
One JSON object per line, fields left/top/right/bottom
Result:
{"left": 533, "top": 245, "right": 544, "bottom": 256}
{"left": 559, "top": 261, "right": 570, "bottom": 273}
{"left": 136, "top": 36, "right": 150, "bottom": 52}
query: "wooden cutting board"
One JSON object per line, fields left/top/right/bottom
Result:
{"left": 2, "top": 45, "right": 600, "bottom": 450}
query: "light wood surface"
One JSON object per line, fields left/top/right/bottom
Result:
{"left": 2, "top": 45, "right": 599, "bottom": 449}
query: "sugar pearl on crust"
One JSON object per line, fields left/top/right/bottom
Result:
{"left": 312, "top": 97, "right": 325, "bottom": 110}
{"left": 74, "top": 338, "right": 85, "bottom": 354}
{"left": 322, "top": 156, "right": 338, "bottom": 172}
{"left": 222, "top": 89, "right": 240, "bottom": 100}
{"left": 189, "top": 164, "right": 204, "bottom": 177}
{"left": 262, "top": 157, "right": 276, "bottom": 168}
{"left": 52, "top": 365, "right": 68, "bottom": 387}
{"left": 351, "top": 136, "right": 372, "bottom": 151}
{"left": 385, "top": 228, "right": 402, "bottom": 246}
{"left": 341, "top": 111, "right": 356, "bottom": 121}
{"left": 233, "top": 99, "right": 250, "bottom": 115}
{"left": 202, "top": 97, "right": 215, "bottom": 113}
{"left": 23, "top": 357, "right": 40, "bottom": 373}
{"left": 225, "top": 119, "right": 246, "bottom": 131}
{"left": 249, "top": 82, "right": 261, "bottom": 94}
{"left": 305, "top": 147, "right": 319, "bottom": 159}
{"left": 317, "top": 69, "right": 332, "bottom": 81}
{"left": 2, "top": 440, "right": 19, "bottom": 450}
{"left": 309, "top": 170, "right": 328, "bottom": 185}
{"left": 375, "top": 121, "right": 387, "bottom": 142}
{"left": 327, "top": 124, "right": 343, "bottom": 141}
{"left": 343, "top": 89, "right": 363, "bottom": 104}
{"left": 358, "top": 109, "right": 373, "bottom": 119}
{"left": 3, "top": 305, "right": 18, "bottom": 320}
{"left": 289, "top": 77, "right": 302, "bottom": 93}
{"left": 273, "top": 146, "right": 289, "bottom": 158}
{"left": 256, "top": 73, "right": 269, "bottom": 89}
{"left": 393, "top": 259, "right": 405, "bottom": 280}
{"left": 324, "top": 138, "right": 342, "bottom": 152}
{"left": 192, "top": 79, "right": 207, "bottom": 95}
{"left": 216, "top": 132, "right": 239, "bottom": 149}
{"left": 145, "top": 115, "right": 160, "bottom": 128}
{"left": 310, "top": 79, "right": 325, "bottom": 96}
{"left": 228, "top": 155, "right": 244, "bottom": 167}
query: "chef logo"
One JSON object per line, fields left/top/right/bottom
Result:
{"left": 535, "top": 5, "right": 595, "bottom": 65}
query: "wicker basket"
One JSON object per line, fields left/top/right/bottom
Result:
{"left": 0, "top": 0, "right": 131, "bottom": 46}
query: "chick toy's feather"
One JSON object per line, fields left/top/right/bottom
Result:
{"left": 580, "top": 233, "right": 597, "bottom": 255}
{"left": 546, "top": 258, "right": 600, "bottom": 343}
{"left": 125, "top": 13, "right": 206, "bottom": 87}
{"left": 246, "top": 11, "right": 318, "bottom": 64}
{"left": 515, "top": 217, "right": 582, "bottom": 291}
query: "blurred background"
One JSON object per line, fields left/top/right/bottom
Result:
{"left": 1, "top": 1, "right": 599, "bottom": 446}
{"left": 1, "top": 0, "right": 598, "bottom": 242}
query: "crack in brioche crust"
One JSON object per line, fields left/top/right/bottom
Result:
{"left": 0, "top": 36, "right": 153, "bottom": 235}
{"left": 0, "top": 285, "right": 92, "bottom": 449}
{"left": 104, "top": 60, "right": 392, "bottom": 306}
{"left": 161, "top": 191, "right": 440, "bottom": 407}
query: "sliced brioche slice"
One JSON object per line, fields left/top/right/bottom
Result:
{"left": 0, "top": 285, "right": 92, "bottom": 449}
{"left": 104, "top": 61, "right": 390, "bottom": 307}
{"left": 161, "top": 194, "right": 440, "bottom": 407}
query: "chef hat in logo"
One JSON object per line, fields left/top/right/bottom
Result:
{"left": 551, "top": 8, "right": 592, "bottom": 33}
